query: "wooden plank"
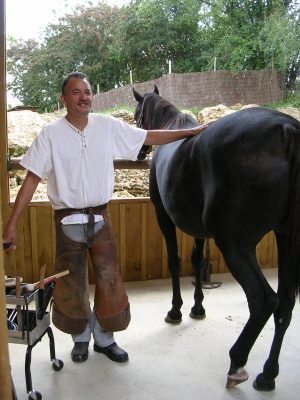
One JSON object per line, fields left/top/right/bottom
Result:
{"left": 23, "top": 209, "right": 33, "bottom": 281}
{"left": 141, "top": 203, "right": 147, "bottom": 280}
{"left": 109, "top": 201, "right": 121, "bottom": 265}
{"left": 14, "top": 212, "right": 27, "bottom": 279}
{"left": 146, "top": 203, "right": 163, "bottom": 279}
{"left": 36, "top": 206, "right": 54, "bottom": 279}
{"left": 29, "top": 207, "right": 39, "bottom": 281}
{"left": 119, "top": 204, "right": 127, "bottom": 278}
{"left": 10, "top": 157, "right": 151, "bottom": 171}
{"left": 124, "top": 202, "right": 142, "bottom": 281}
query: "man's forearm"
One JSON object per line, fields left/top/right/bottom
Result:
{"left": 3, "top": 171, "right": 41, "bottom": 248}
{"left": 144, "top": 124, "right": 209, "bottom": 145}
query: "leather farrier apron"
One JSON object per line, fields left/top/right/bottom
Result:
{"left": 52, "top": 206, "right": 131, "bottom": 334}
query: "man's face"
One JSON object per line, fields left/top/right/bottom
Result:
{"left": 60, "top": 77, "right": 92, "bottom": 117}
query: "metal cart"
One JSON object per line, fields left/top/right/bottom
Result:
{"left": 6, "top": 282, "right": 64, "bottom": 400}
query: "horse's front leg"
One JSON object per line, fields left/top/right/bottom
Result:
{"left": 155, "top": 206, "right": 183, "bottom": 323}
{"left": 190, "top": 237, "right": 206, "bottom": 319}
{"left": 165, "top": 251, "right": 183, "bottom": 323}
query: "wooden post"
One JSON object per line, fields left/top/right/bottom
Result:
{"left": 0, "top": 180, "right": 13, "bottom": 400}
{"left": 0, "top": 0, "right": 9, "bottom": 222}
{"left": 0, "top": 0, "right": 13, "bottom": 397}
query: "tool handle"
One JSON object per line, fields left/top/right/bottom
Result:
{"left": 34, "top": 269, "right": 69, "bottom": 289}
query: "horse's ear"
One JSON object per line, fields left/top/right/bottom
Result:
{"left": 154, "top": 84, "right": 159, "bottom": 95}
{"left": 132, "top": 87, "right": 143, "bottom": 102}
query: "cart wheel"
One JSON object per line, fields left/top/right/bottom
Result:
{"left": 28, "top": 390, "right": 42, "bottom": 400}
{"left": 52, "top": 358, "right": 64, "bottom": 371}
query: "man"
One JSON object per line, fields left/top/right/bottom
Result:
{"left": 3, "top": 72, "right": 208, "bottom": 364}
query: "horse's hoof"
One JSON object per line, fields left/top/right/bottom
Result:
{"left": 226, "top": 368, "right": 249, "bottom": 388}
{"left": 164, "top": 315, "right": 182, "bottom": 324}
{"left": 253, "top": 373, "right": 275, "bottom": 391}
{"left": 189, "top": 310, "right": 206, "bottom": 319}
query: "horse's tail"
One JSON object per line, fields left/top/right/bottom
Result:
{"left": 285, "top": 122, "right": 300, "bottom": 298}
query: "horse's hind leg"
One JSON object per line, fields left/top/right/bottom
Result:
{"left": 155, "top": 204, "right": 183, "bottom": 323}
{"left": 215, "top": 239, "right": 279, "bottom": 389}
{"left": 190, "top": 237, "right": 206, "bottom": 319}
{"left": 253, "top": 232, "right": 296, "bottom": 391}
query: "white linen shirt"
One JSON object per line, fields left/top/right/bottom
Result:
{"left": 20, "top": 114, "right": 147, "bottom": 209}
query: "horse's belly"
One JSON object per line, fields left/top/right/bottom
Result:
{"left": 162, "top": 193, "right": 208, "bottom": 238}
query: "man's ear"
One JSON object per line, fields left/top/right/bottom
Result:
{"left": 60, "top": 94, "right": 66, "bottom": 106}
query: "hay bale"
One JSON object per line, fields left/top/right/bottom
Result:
{"left": 181, "top": 110, "right": 197, "bottom": 120}
{"left": 197, "top": 104, "right": 235, "bottom": 124}
{"left": 111, "top": 110, "right": 135, "bottom": 124}
{"left": 277, "top": 107, "right": 300, "bottom": 121}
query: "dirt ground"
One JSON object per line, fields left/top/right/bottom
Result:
{"left": 7, "top": 105, "right": 300, "bottom": 201}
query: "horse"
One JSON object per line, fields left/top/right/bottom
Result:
{"left": 133, "top": 85, "right": 300, "bottom": 391}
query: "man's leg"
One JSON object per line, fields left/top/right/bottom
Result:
{"left": 90, "top": 210, "right": 129, "bottom": 363}
{"left": 91, "top": 310, "right": 128, "bottom": 363}
{"left": 52, "top": 219, "right": 91, "bottom": 362}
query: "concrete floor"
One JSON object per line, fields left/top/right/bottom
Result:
{"left": 9, "top": 268, "right": 300, "bottom": 400}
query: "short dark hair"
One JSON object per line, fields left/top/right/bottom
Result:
{"left": 61, "top": 72, "right": 87, "bottom": 95}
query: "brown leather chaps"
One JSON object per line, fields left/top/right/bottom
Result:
{"left": 52, "top": 207, "right": 130, "bottom": 334}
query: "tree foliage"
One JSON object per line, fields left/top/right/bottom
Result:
{"left": 7, "top": 0, "right": 300, "bottom": 110}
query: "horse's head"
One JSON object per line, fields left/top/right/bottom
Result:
{"left": 133, "top": 85, "right": 159, "bottom": 129}
{"left": 132, "top": 85, "right": 159, "bottom": 160}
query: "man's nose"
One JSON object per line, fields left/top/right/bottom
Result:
{"left": 79, "top": 92, "right": 87, "bottom": 99}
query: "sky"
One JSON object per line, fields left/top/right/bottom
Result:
{"left": 6, "top": 0, "right": 127, "bottom": 40}
{"left": 6, "top": 0, "right": 127, "bottom": 105}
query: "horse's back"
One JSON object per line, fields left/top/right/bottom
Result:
{"left": 151, "top": 107, "right": 300, "bottom": 240}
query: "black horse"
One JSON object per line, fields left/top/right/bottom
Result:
{"left": 133, "top": 85, "right": 300, "bottom": 391}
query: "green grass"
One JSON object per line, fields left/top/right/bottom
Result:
{"left": 99, "top": 104, "right": 135, "bottom": 114}
{"left": 95, "top": 93, "right": 300, "bottom": 115}
{"left": 266, "top": 92, "right": 300, "bottom": 110}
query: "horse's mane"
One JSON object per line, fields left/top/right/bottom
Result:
{"left": 143, "top": 93, "right": 196, "bottom": 130}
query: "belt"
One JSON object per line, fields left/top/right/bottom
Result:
{"left": 54, "top": 203, "right": 108, "bottom": 216}
{"left": 55, "top": 203, "right": 108, "bottom": 248}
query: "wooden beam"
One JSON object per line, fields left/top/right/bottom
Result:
{"left": 9, "top": 157, "right": 152, "bottom": 170}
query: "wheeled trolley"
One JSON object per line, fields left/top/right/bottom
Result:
{"left": 6, "top": 282, "right": 64, "bottom": 400}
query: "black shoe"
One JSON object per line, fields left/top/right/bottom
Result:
{"left": 71, "top": 342, "right": 89, "bottom": 363}
{"left": 93, "top": 342, "right": 129, "bottom": 363}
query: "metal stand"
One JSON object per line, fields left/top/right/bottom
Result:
{"left": 6, "top": 284, "right": 64, "bottom": 400}
{"left": 201, "top": 239, "right": 222, "bottom": 289}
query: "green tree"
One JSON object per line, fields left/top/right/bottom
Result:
{"left": 7, "top": 2, "right": 127, "bottom": 110}
{"left": 198, "top": 0, "right": 299, "bottom": 87}
{"left": 258, "top": 5, "right": 300, "bottom": 90}
{"left": 6, "top": 0, "right": 300, "bottom": 109}
{"left": 122, "top": 0, "right": 205, "bottom": 82}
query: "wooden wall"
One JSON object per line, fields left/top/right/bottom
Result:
{"left": 3, "top": 198, "right": 278, "bottom": 284}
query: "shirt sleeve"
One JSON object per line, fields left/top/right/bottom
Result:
{"left": 111, "top": 117, "right": 147, "bottom": 160}
{"left": 19, "top": 127, "right": 52, "bottom": 179}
